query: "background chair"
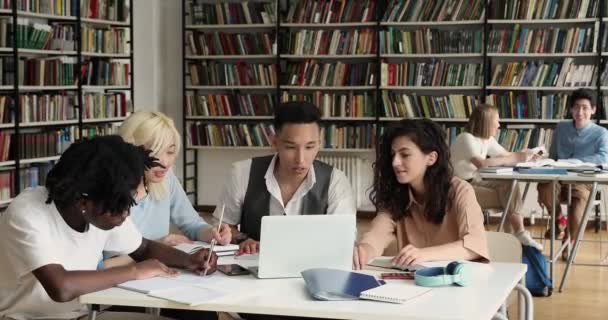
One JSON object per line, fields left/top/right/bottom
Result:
{"left": 486, "top": 231, "right": 534, "bottom": 320}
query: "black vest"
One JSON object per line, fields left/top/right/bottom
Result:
{"left": 240, "top": 155, "right": 333, "bottom": 241}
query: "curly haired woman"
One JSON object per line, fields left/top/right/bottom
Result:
{"left": 353, "top": 119, "right": 489, "bottom": 269}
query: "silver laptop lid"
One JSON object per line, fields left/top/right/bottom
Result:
{"left": 256, "top": 214, "right": 356, "bottom": 279}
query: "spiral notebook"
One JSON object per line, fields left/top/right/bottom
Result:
{"left": 360, "top": 283, "right": 432, "bottom": 304}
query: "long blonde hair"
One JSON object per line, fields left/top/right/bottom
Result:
{"left": 118, "top": 111, "right": 181, "bottom": 200}
{"left": 465, "top": 104, "right": 499, "bottom": 139}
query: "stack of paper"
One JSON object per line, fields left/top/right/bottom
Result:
{"left": 175, "top": 241, "right": 239, "bottom": 256}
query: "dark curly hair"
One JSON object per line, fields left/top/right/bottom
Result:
{"left": 45, "top": 135, "right": 160, "bottom": 215}
{"left": 370, "top": 119, "right": 453, "bottom": 224}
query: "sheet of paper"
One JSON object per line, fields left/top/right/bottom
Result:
{"left": 148, "top": 286, "right": 228, "bottom": 306}
{"left": 117, "top": 277, "right": 190, "bottom": 294}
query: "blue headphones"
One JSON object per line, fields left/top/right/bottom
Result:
{"left": 414, "top": 261, "right": 473, "bottom": 287}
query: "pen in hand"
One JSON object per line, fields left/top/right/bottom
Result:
{"left": 203, "top": 204, "right": 224, "bottom": 276}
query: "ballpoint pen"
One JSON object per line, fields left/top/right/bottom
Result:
{"left": 203, "top": 204, "right": 224, "bottom": 276}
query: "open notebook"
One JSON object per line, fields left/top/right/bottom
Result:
{"left": 360, "top": 283, "right": 432, "bottom": 304}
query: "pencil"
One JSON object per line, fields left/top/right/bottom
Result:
{"left": 203, "top": 204, "right": 225, "bottom": 276}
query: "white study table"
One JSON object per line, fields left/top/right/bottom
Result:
{"left": 80, "top": 257, "right": 530, "bottom": 320}
{"left": 478, "top": 171, "right": 608, "bottom": 292}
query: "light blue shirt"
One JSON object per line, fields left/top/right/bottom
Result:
{"left": 129, "top": 171, "right": 208, "bottom": 240}
{"left": 550, "top": 121, "right": 608, "bottom": 164}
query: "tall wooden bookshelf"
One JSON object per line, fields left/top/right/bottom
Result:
{"left": 182, "top": 0, "right": 607, "bottom": 205}
{"left": 0, "top": 0, "right": 134, "bottom": 207}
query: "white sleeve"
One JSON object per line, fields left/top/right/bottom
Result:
{"left": 326, "top": 168, "right": 357, "bottom": 216}
{"left": 487, "top": 137, "right": 509, "bottom": 157}
{"left": 104, "top": 217, "right": 143, "bottom": 255}
{"left": 455, "top": 133, "right": 480, "bottom": 160}
{"left": 1, "top": 208, "right": 60, "bottom": 278}
{"left": 213, "top": 160, "right": 250, "bottom": 225}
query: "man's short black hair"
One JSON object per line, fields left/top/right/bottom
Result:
{"left": 273, "top": 101, "right": 321, "bottom": 131}
{"left": 570, "top": 88, "right": 596, "bottom": 107}
{"left": 45, "top": 135, "right": 159, "bottom": 215}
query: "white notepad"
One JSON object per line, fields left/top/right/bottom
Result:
{"left": 360, "top": 284, "right": 432, "bottom": 304}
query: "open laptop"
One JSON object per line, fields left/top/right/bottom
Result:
{"left": 245, "top": 214, "right": 356, "bottom": 279}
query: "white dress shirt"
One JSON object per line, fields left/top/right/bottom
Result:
{"left": 213, "top": 154, "right": 356, "bottom": 225}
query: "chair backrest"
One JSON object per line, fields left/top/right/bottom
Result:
{"left": 486, "top": 231, "right": 522, "bottom": 263}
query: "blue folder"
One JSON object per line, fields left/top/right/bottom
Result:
{"left": 301, "top": 268, "right": 383, "bottom": 301}
{"left": 517, "top": 168, "right": 568, "bottom": 175}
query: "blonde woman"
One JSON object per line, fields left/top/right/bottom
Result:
{"left": 450, "top": 104, "right": 541, "bottom": 249}
{"left": 118, "top": 111, "right": 231, "bottom": 246}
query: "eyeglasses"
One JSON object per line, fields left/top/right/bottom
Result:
{"left": 571, "top": 104, "right": 593, "bottom": 112}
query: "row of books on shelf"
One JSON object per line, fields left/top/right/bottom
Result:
{"left": 82, "top": 92, "right": 129, "bottom": 119}
{"left": 188, "top": 0, "right": 275, "bottom": 25}
{"left": 380, "top": 29, "right": 482, "bottom": 55}
{"left": 443, "top": 126, "right": 554, "bottom": 154}
{"left": 488, "top": 25, "right": 596, "bottom": 54}
{"left": 187, "top": 62, "right": 277, "bottom": 87}
{"left": 0, "top": 18, "right": 75, "bottom": 51}
{"left": 15, "top": 56, "right": 76, "bottom": 86}
{"left": 15, "top": 126, "right": 76, "bottom": 159}
{"left": 188, "top": 122, "right": 376, "bottom": 149}
{"left": 188, "top": 122, "right": 276, "bottom": 147}
{"left": 81, "top": 60, "right": 129, "bottom": 86}
{"left": 185, "top": 93, "right": 274, "bottom": 117}
{"left": 490, "top": 59, "right": 596, "bottom": 87}
{"left": 81, "top": 25, "right": 129, "bottom": 54}
{"left": 0, "top": 57, "right": 130, "bottom": 86}
{"left": 81, "top": 0, "right": 129, "bottom": 22}
{"left": 18, "top": 93, "right": 76, "bottom": 122}
{"left": 489, "top": 0, "right": 598, "bottom": 20}
{"left": 381, "top": 92, "right": 478, "bottom": 119}
{"left": 286, "top": 61, "right": 375, "bottom": 86}
{"left": 487, "top": 92, "right": 570, "bottom": 120}
{"left": 284, "top": 0, "right": 375, "bottom": 24}
{"left": 0, "top": 92, "right": 128, "bottom": 124}
{"left": 380, "top": 61, "right": 482, "bottom": 87}
{"left": 80, "top": 123, "right": 118, "bottom": 138}
{"left": 0, "top": 123, "right": 118, "bottom": 162}
{"left": 185, "top": 0, "right": 602, "bottom": 26}
{"left": 185, "top": 31, "right": 274, "bottom": 56}
{"left": 382, "top": 0, "right": 484, "bottom": 22}
{"left": 2, "top": 0, "right": 129, "bottom": 21}
{"left": 283, "top": 91, "right": 375, "bottom": 118}
{"left": 3, "top": 0, "right": 77, "bottom": 17}
{"left": 496, "top": 127, "right": 554, "bottom": 153}
{"left": 283, "top": 29, "right": 376, "bottom": 56}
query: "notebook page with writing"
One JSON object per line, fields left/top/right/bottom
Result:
{"left": 360, "top": 283, "right": 432, "bottom": 304}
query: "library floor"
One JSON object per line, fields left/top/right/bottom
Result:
{"left": 519, "top": 225, "right": 608, "bottom": 320}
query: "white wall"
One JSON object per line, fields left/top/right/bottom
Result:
{"left": 133, "top": 0, "right": 184, "bottom": 178}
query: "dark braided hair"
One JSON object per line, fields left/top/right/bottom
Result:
{"left": 45, "top": 135, "right": 160, "bottom": 215}
{"left": 370, "top": 119, "right": 453, "bottom": 224}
